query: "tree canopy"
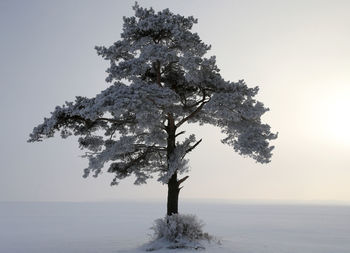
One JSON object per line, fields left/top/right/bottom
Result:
{"left": 29, "top": 3, "right": 277, "bottom": 190}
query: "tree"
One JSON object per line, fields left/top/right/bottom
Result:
{"left": 28, "top": 3, "right": 277, "bottom": 216}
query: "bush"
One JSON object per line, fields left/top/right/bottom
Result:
{"left": 150, "top": 214, "right": 212, "bottom": 244}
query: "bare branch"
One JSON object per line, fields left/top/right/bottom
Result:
{"left": 178, "top": 175, "right": 189, "bottom": 185}
{"left": 175, "top": 131, "right": 186, "bottom": 137}
{"left": 185, "top": 139, "right": 202, "bottom": 154}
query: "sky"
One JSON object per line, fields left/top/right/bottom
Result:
{"left": 0, "top": 0, "right": 349, "bottom": 204}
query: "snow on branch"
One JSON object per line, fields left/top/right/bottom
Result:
{"left": 158, "top": 135, "right": 198, "bottom": 184}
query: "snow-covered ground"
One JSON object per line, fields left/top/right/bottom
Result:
{"left": 1, "top": 201, "right": 349, "bottom": 253}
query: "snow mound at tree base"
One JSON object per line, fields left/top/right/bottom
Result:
{"left": 143, "top": 238, "right": 206, "bottom": 251}
{"left": 144, "top": 214, "right": 219, "bottom": 251}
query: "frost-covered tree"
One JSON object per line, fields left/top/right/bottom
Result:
{"left": 29, "top": 3, "right": 277, "bottom": 216}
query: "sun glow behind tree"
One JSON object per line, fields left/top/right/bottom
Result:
{"left": 325, "top": 97, "right": 350, "bottom": 144}
{"left": 310, "top": 86, "right": 350, "bottom": 146}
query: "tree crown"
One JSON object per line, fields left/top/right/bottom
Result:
{"left": 29, "top": 3, "right": 277, "bottom": 185}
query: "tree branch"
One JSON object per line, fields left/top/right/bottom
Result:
{"left": 109, "top": 128, "right": 117, "bottom": 140}
{"left": 175, "top": 131, "right": 185, "bottom": 137}
{"left": 156, "top": 60, "right": 161, "bottom": 87}
{"left": 97, "top": 117, "right": 136, "bottom": 125}
{"left": 134, "top": 144, "right": 167, "bottom": 152}
{"left": 186, "top": 139, "right": 202, "bottom": 154}
{"left": 65, "top": 115, "right": 136, "bottom": 131}
{"left": 160, "top": 61, "right": 178, "bottom": 75}
{"left": 176, "top": 90, "right": 209, "bottom": 128}
{"left": 109, "top": 147, "right": 152, "bottom": 173}
{"left": 178, "top": 175, "right": 189, "bottom": 185}
{"left": 175, "top": 101, "right": 207, "bottom": 128}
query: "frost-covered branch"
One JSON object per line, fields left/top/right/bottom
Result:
{"left": 176, "top": 89, "right": 210, "bottom": 128}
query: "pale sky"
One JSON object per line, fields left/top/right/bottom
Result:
{"left": 0, "top": 0, "right": 349, "bottom": 204}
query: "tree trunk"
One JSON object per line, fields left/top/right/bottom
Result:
{"left": 166, "top": 113, "right": 179, "bottom": 216}
{"left": 167, "top": 172, "right": 179, "bottom": 215}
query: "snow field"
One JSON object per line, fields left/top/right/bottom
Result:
{"left": 1, "top": 201, "right": 349, "bottom": 253}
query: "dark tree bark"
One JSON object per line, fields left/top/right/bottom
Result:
{"left": 166, "top": 113, "right": 179, "bottom": 216}
{"left": 167, "top": 172, "right": 179, "bottom": 215}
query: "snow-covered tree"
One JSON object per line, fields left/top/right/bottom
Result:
{"left": 28, "top": 3, "right": 277, "bottom": 215}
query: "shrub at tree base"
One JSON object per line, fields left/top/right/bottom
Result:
{"left": 146, "top": 214, "right": 215, "bottom": 250}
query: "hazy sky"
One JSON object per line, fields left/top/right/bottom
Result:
{"left": 1, "top": 0, "right": 349, "bottom": 204}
